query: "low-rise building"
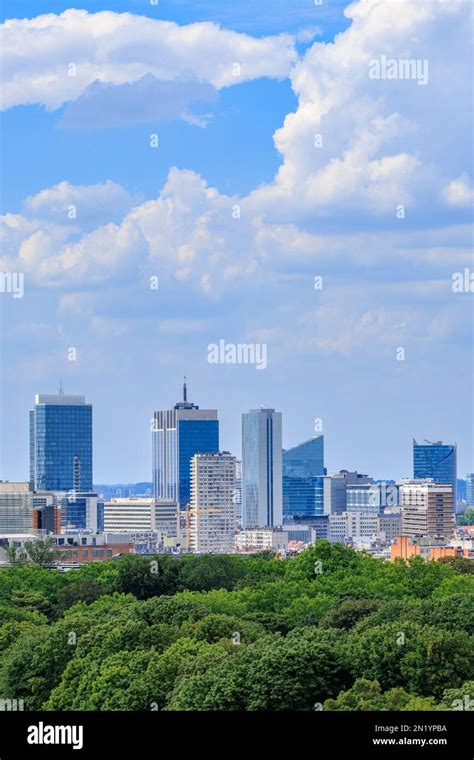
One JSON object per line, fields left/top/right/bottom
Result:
{"left": 0, "top": 482, "right": 33, "bottom": 534}
{"left": 390, "top": 535, "right": 472, "bottom": 561}
{"left": 235, "top": 528, "right": 289, "bottom": 553}
{"left": 328, "top": 511, "right": 378, "bottom": 543}
{"left": 282, "top": 524, "right": 318, "bottom": 545}
{"left": 376, "top": 513, "right": 402, "bottom": 543}
{"left": 52, "top": 531, "right": 133, "bottom": 563}
{"left": 104, "top": 497, "right": 157, "bottom": 532}
{"left": 0, "top": 531, "right": 133, "bottom": 564}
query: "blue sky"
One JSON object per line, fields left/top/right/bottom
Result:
{"left": 1, "top": 78, "right": 297, "bottom": 209}
{"left": 0, "top": 0, "right": 472, "bottom": 483}
{"left": 0, "top": 0, "right": 350, "bottom": 35}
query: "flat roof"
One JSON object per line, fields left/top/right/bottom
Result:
{"left": 35, "top": 394, "right": 88, "bottom": 405}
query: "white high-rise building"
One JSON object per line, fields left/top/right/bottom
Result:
{"left": 189, "top": 452, "right": 236, "bottom": 553}
{"left": 235, "top": 460, "right": 242, "bottom": 526}
{"left": 242, "top": 408, "right": 282, "bottom": 528}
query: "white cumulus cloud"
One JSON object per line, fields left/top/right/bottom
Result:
{"left": 248, "top": 0, "right": 472, "bottom": 223}
{"left": 0, "top": 9, "right": 297, "bottom": 111}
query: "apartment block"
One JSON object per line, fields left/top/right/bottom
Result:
{"left": 189, "top": 452, "right": 236, "bottom": 553}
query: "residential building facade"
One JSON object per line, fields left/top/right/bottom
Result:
{"left": 189, "top": 451, "right": 236, "bottom": 553}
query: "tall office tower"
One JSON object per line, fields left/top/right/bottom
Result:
{"left": 466, "top": 474, "right": 474, "bottom": 507}
{"left": 413, "top": 439, "right": 457, "bottom": 506}
{"left": 235, "top": 460, "right": 242, "bottom": 526}
{"left": 399, "top": 479, "right": 454, "bottom": 540}
{"left": 242, "top": 407, "right": 282, "bottom": 528}
{"left": 283, "top": 436, "right": 324, "bottom": 520}
{"left": 30, "top": 393, "right": 93, "bottom": 492}
{"left": 152, "top": 380, "right": 219, "bottom": 508}
{"left": 189, "top": 452, "right": 236, "bottom": 554}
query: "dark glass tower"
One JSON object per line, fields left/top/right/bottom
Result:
{"left": 413, "top": 439, "right": 457, "bottom": 505}
{"left": 282, "top": 436, "right": 325, "bottom": 520}
{"left": 29, "top": 393, "right": 93, "bottom": 491}
{"left": 152, "top": 380, "right": 219, "bottom": 508}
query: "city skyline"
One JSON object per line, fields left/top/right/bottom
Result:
{"left": 0, "top": 380, "right": 470, "bottom": 485}
{"left": 0, "top": 0, "right": 472, "bottom": 732}
{"left": 1, "top": 0, "right": 473, "bottom": 484}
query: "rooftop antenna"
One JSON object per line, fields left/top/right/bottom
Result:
{"left": 183, "top": 376, "right": 187, "bottom": 403}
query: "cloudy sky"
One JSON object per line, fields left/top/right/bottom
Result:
{"left": 1, "top": 0, "right": 472, "bottom": 484}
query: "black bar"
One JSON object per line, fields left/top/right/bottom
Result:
{"left": 0, "top": 711, "right": 470, "bottom": 757}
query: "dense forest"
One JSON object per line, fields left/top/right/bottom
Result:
{"left": 0, "top": 542, "right": 473, "bottom": 711}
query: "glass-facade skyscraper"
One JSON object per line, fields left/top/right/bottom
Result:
{"left": 413, "top": 439, "right": 457, "bottom": 506}
{"left": 242, "top": 407, "right": 282, "bottom": 528}
{"left": 466, "top": 474, "right": 474, "bottom": 507}
{"left": 152, "top": 381, "right": 219, "bottom": 508}
{"left": 29, "top": 393, "right": 93, "bottom": 492}
{"left": 282, "top": 436, "right": 325, "bottom": 520}
{"left": 283, "top": 436, "right": 324, "bottom": 478}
